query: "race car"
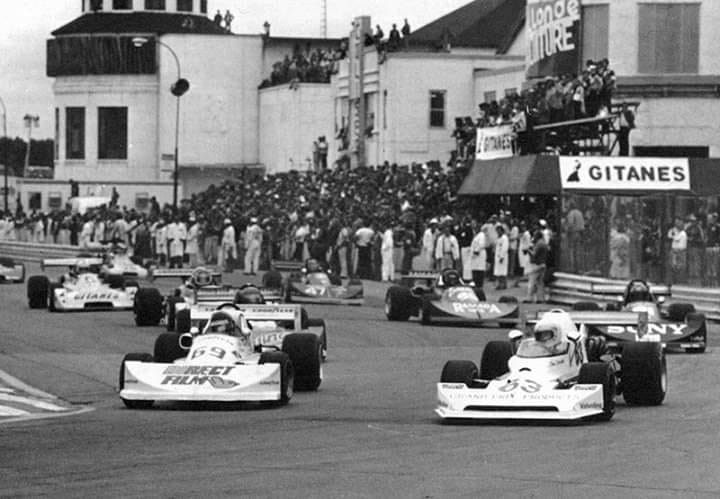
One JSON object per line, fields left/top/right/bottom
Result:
{"left": 436, "top": 309, "right": 667, "bottom": 422}
{"left": 0, "top": 257, "right": 25, "bottom": 283}
{"left": 567, "top": 279, "right": 706, "bottom": 353}
{"left": 98, "top": 245, "right": 151, "bottom": 280}
{"left": 283, "top": 259, "right": 363, "bottom": 305}
{"left": 118, "top": 308, "right": 323, "bottom": 408}
{"left": 385, "top": 269, "right": 519, "bottom": 326}
{"left": 27, "top": 257, "right": 138, "bottom": 311}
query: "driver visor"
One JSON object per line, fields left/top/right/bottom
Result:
{"left": 535, "top": 329, "right": 555, "bottom": 342}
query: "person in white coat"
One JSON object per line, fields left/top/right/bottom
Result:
{"left": 243, "top": 217, "right": 263, "bottom": 275}
{"left": 421, "top": 218, "right": 438, "bottom": 270}
{"left": 219, "top": 218, "right": 237, "bottom": 272}
{"left": 469, "top": 220, "right": 487, "bottom": 288}
{"left": 154, "top": 218, "right": 168, "bottom": 267}
{"left": 185, "top": 214, "right": 199, "bottom": 268}
{"left": 516, "top": 221, "right": 532, "bottom": 287}
{"left": 380, "top": 222, "right": 395, "bottom": 282}
{"left": 434, "top": 223, "right": 459, "bottom": 270}
{"left": 494, "top": 225, "right": 509, "bottom": 290}
{"left": 166, "top": 215, "right": 187, "bottom": 268}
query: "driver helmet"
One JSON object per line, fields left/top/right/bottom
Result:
{"left": 234, "top": 286, "right": 265, "bottom": 304}
{"left": 190, "top": 268, "right": 213, "bottom": 288}
{"left": 533, "top": 311, "right": 571, "bottom": 353}
{"left": 206, "top": 311, "right": 236, "bottom": 335}
{"left": 305, "top": 259, "right": 321, "bottom": 273}
{"left": 626, "top": 280, "right": 651, "bottom": 304}
{"left": 442, "top": 269, "right": 461, "bottom": 287}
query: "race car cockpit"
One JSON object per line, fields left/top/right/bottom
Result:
{"left": 624, "top": 280, "right": 654, "bottom": 305}
{"left": 205, "top": 311, "right": 240, "bottom": 336}
{"left": 305, "top": 258, "right": 323, "bottom": 274}
{"left": 188, "top": 268, "right": 214, "bottom": 288}
{"left": 516, "top": 310, "right": 573, "bottom": 358}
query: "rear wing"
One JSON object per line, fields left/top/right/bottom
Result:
{"left": 194, "top": 286, "right": 237, "bottom": 303}
{"left": 590, "top": 283, "right": 671, "bottom": 301}
{"left": 271, "top": 260, "right": 303, "bottom": 272}
{"left": 399, "top": 271, "right": 438, "bottom": 287}
{"left": 526, "top": 310, "right": 643, "bottom": 326}
{"left": 41, "top": 257, "right": 103, "bottom": 270}
{"left": 258, "top": 287, "right": 283, "bottom": 303}
{"left": 150, "top": 268, "right": 222, "bottom": 282}
{"left": 191, "top": 304, "right": 302, "bottom": 330}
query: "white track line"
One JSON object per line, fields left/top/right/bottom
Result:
{"left": 0, "top": 405, "right": 30, "bottom": 417}
{"left": 0, "top": 369, "right": 58, "bottom": 400}
{"left": 0, "top": 393, "right": 68, "bottom": 412}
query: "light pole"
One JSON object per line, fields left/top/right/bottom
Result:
{"left": 0, "top": 96, "right": 7, "bottom": 213}
{"left": 132, "top": 36, "right": 189, "bottom": 212}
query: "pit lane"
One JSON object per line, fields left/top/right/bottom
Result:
{"left": 1, "top": 264, "right": 720, "bottom": 498}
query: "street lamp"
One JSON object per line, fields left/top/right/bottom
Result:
{"left": 0, "top": 96, "right": 7, "bottom": 213}
{"left": 132, "top": 36, "right": 189, "bottom": 212}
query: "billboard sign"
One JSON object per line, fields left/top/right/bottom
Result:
{"left": 526, "top": 0, "right": 582, "bottom": 78}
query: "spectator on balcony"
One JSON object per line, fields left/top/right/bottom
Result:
{"left": 388, "top": 24, "right": 401, "bottom": 51}
{"left": 618, "top": 102, "right": 635, "bottom": 156}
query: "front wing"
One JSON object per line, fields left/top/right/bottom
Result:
{"left": 436, "top": 382, "right": 606, "bottom": 421}
{"left": 120, "top": 361, "right": 283, "bottom": 402}
{"left": 426, "top": 299, "right": 518, "bottom": 323}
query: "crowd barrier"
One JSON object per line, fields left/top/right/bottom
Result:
{"left": 549, "top": 272, "right": 720, "bottom": 321}
{"left": 0, "top": 241, "right": 82, "bottom": 263}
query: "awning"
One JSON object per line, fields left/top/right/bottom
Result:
{"left": 458, "top": 155, "right": 562, "bottom": 195}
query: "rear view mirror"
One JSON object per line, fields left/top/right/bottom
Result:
{"left": 179, "top": 333, "right": 193, "bottom": 350}
{"left": 508, "top": 329, "right": 524, "bottom": 341}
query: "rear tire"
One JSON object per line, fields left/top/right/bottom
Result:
{"left": 578, "top": 362, "right": 616, "bottom": 421}
{"left": 119, "top": 353, "right": 154, "bottom": 409}
{"left": 305, "top": 318, "right": 327, "bottom": 361}
{"left": 479, "top": 341, "right": 514, "bottom": 380}
{"left": 573, "top": 301, "right": 601, "bottom": 311}
{"left": 134, "top": 288, "right": 164, "bottom": 326}
{"left": 165, "top": 296, "right": 184, "bottom": 331}
{"left": 282, "top": 333, "right": 322, "bottom": 391}
{"left": 622, "top": 342, "right": 666, "bottom": 406}
{"left": 27, "top": 275, "right": 49, "bottom": 309}
{"left": 175, "top": 309, "right": 191, "bottom": 333}
{"left": 385, "top": 286, "right": 413, "bottom": 321}
{"left": 153, "top": 333, "right": 185, "bottom": 363}
{"left": 259, "top": 352, "right": 293, "bottom": 406}
{"left": 666, "top": 302, "right": 695, "bottom": 321}
{"left": 440, "top": 360, "right": 478, "bottom": 386}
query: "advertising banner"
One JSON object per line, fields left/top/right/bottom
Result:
{"left": 475, "top": 125, "right": 515, "bottom": 160}
{"left": 526, "top": 0, "right": 582, "bottom": 78}
{"left": 559, "top": 157, "right": 691, "bottom": 191}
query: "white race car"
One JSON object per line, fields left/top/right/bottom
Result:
{"left": 27, "top": 258, "right": 138, "bottom": 311}
{"left": 119, "top": 308, "right": 323, "bottom": 408}
{"left": 436, "top": 309, "right": 666, "bottom": 422}
{"left": 0, "top": 257, "right": 25, "bottom": 283}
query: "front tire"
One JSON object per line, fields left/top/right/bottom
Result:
{"left": 27, "top": 275, "right": 49, "bottom": 309}
{"left": 153, "top": 333, "right": 185, "bottom": 363}
{"left": 165, "top": 296, "right": 184, "bottom": 331}
{"left": 134, "top": 288, "right": 164, "bottom": 326}
{"left": 440, "top": 360, "right": 478, "bottom": 386}
{"left": 479, "top": 341, "right": 513, "bottom": 380}
{"left": 259, "top": 352, "right": 293, "bottom": 406}
{"left": 119, "top": 353, "right": 154, "bottom": 409}
{"left": 175, "top": 309, "right": 191, "bottom": 334}
{"left": 622, "top": 342, "right": 666, "bottom": 406}
{"left": 385, "top": 286, "right": 413, "bottom": 321}
{"left": 578, "top": 362, "right": 616, "bottom": 421}
{"left": 305, "top": 318, "right": 328, "bottom": 361}
{"left": 282, "top": 333, "right": 322, "bottom": 391}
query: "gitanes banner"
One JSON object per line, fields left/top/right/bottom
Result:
{"left": 475, "top": 125, "right": 515, "bottom": 160}
{"left": 526, "top": 0, "right": 582, "bottom": 78}
{"left": 559, "top": 157, "right": 691, "bottom": 191}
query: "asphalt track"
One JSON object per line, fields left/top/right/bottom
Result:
{"left": 2, "top": 264, "right": 720, "bottom": 498}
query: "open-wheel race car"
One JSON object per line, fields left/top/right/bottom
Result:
{"left": 27, "top": 257, "right": 138, "bottom": 311}
{"left": 283, "top": 259, "right": 363, "bottom": 305}
{"left": 385, "top": 269, "right": 519, "bottom": 326}
{"left": 0, "top": 256, "right": 25, "bottom": 283}
{"left": 568, "top": 279, "right": 707, "bottom": 353}
{"left": 436, "top": 309, "right": 667, "bottom": 422}
{"left": 118, "top": 307, "right": 324, "bottom": 408}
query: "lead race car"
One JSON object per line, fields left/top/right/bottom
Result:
{"left": 0, "top": 257, "right": 25, "bottom": 283}
{"left": 567, "top": 279, "right": 707, "bottom": 353}
{"left": 385, "top": 269, "right": 519, "bottom": 326}
{"left": 283, "top": 259, "right": 364, "bottom": 305}
{"left": 119, "top": 308, "right": 323, "bottom": 408}
{"left": 436, "top": 309, "right": 666, "bottom": 422}
{"left": 27, "top": 257, "right": 138, "bottom": 311}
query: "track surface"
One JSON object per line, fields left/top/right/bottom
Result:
{"left": 2, "top": 264, "right": 720, "bottom": 498}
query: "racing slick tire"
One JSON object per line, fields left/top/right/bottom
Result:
{"left": 385, "top": 286, "right": 413, "bottom": 321}
{"left": 105, "top": 274, "right": 125, "bottom": 289}
{"left": 47, "top": 283, "right": 63, "bottom": 312}
{"left": 119, "top": 353, "right": 155, "bottom": 409}
{"left": 282, "top": 333, "right": 322, "bottom": 391}
{"left": 578, "top": 362, "right": 616, "bottom": 421}
{"left": 440, "top": 360, "right": 478, "bottom": 387}
{"left": 479, "top": 341, "right": 514, "bottom": 380}
{"left": 27, "top": 275, "right": 49, "bottom": 309}
{"left": 498, "top": 295, "right": 519, "bottom": 327}
{"left": 175, "top": 309, "right": 191, "bottom": 334}
{"left": 621, "top": 342, "right": 667, "bottom": 406}
{"left": 684, "top": 312, "right": 707, "bottom": 353}
{"left": 134, "top": 288, "right": 164, "bottom": 326}
{"left": 259, "top": 352, "right": 294, "bottom": 406}
{"left": 153, "top": 333, "right": 186, "bottom": 363}
{"left": 666, "top": 302, "right": 695, "bottom": 322}
{"left": 573, "top": 301, "right": 601, "bottom": 311}
{"left": 305, "top": 318, "right": 328, "bottom": 361}
{"left": 165, "top": 296, "right": 184, "bottom": 331}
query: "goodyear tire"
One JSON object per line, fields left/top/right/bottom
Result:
{"left": 175, "top": 309, "right": 191, "bottom": 334}
{"left": 573, "top": 301, "right": 601, "bottom": 311}
{"left": 105, "top": 274, "right": 125, "bottom": 289}
{"left": 282, "top": 333, "right": 322, "bottom": 391}
{"left": 577, "top": 362, "right": 616, "bottom": 422}
{"left": 134, "top": 288, "right": 163, "bottom": 326}
{"left": 119, "top": 353, "right": 154, "bottom": 409}
{"left": 165, "top": 296, "right": 184, "bottom": 331}
{"left": 259, "top": 351, "right": 293, "bottom": 406}
{"left": 27, "top": 275, "right": 49, "bottom": 309}
{"left": 666, "top": 302, "right": 695, "bottom": 322}
{"left": 621, "top": 342, "right": 667, "bottom": 406}
{"left": 153, "top": 333, "right": 185, "bottom": 363}
{"left": 385, "top": 286, "right": 413, "bottom": 321}
{"left": 305, "top": 318, "right": 328, "bottom": 361}
{"left": 440, "top": 360, "right": 478, "bottom": 386}
{"left": 479, "top": 341, "right": 514, "bottom": 380}
{"left": 48, "top": 283, "right": 63, "bottom": 312}
{"left": 684, "top": 312, "right": 706, "bottom": 353}
{"left": 498, "top": 295, "right": 519, "bottom": 327}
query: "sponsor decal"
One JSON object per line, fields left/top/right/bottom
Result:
{"left": 441, "top": 383, "right": 466, "bottom": 390}
{"left": 74, "top": 292, "right": 120, "bottom": 300}
{"left": 573, "top": 385, "right": 598, "bottom": 391}
{"left": 259, "top": 332, "right": 287, "bottom": 345}
{"left": 163, "top": 366, "right": 235, "bottom": 376}
{"left": 260, "top": 380, "right": 280, "bottom": 385}
{"left": 447, "top": 288, "right": 478, "bottom": 302}
{"left": 559, "top": 157, "right": 690, "bottom": 191}
{"left": 606, "top": 323, "right": 687, "bottom": 336}
{"left": 526, "top": 0, "right": 581, "bottom": 78}
{"left": 451, "top": 302, "right": 503, "bottom": 315}
{"left": 499, "top": 379, "right": 542, "bottom": 394}
{"left": 161, "top": 375, "right": 239, "bottom": 389}
{"left": 476, "top": 125, "right": 515, "bottom": 160}
{"left": 579, "top": 402, "right": 602, "bottom": 409}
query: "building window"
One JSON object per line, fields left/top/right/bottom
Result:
{"left": 200, "top": 0, "right": 207, "bottom": 14}
{"left": 135, "top": 192, "right": 150, "bottom": 210}
{"left": 582, "top": 5, "right": 609, "bottom": 63}
{"left": 177, "top": 0, "right": 193, "bottom": 12}
{"left": 66, "top": 107, "right": 85, "bottom": 160}
{"left": 113, "top": 0, "right": 132, "bottom": 9}
{"left": 48, "top": 192, "right": 63, "bottom": 209}
{"left": 638, "top": 3, "right": 699, "bottom": 74}
{"left": 484, "top": 91, "right": 496, "bottom": 103}
{"left": 89, "top": 0, "right": 103, "bottom": 11}
{"left": 28, "top": 192, "right": 42, "bottom": 211}
{"left": 98, "top": 107, "right": 128, "bottom": 160}
{"left": 144, "top": 0, "right": 165, "bottom": 10}
{"left": 429, "top": 90, "right": 445, "bottom": 128}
